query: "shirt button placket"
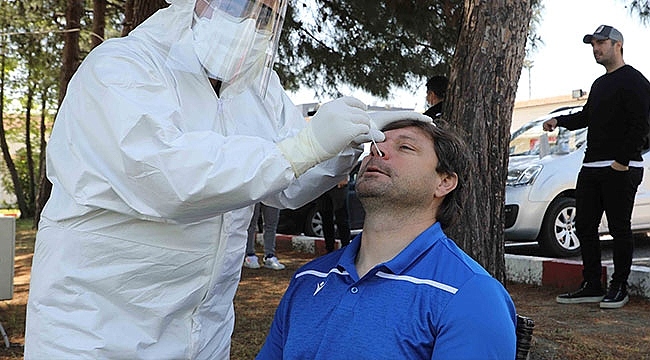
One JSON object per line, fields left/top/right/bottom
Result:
{"left": 338, "top": 284, "right": 362, "bottom": 310}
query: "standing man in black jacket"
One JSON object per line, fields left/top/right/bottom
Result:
{"left": 543, "top": 25, "right": 650, "bottom": 309}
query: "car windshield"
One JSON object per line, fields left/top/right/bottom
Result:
{"left": 509, "top": 119, "right": 587, "bottom": 157}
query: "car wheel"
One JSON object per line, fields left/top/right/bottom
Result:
{"left": 304, "top": 207, "right": 324, "bottom": 237}
{"left": 538, "top": 197, "right": 581, "bottom": 257}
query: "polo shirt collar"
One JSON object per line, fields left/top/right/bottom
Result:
{"left": 338, "top": 222, "right": 446, "bottom": 278}
{"left": 338, "top": 234, "right": 362, "bottom": 279}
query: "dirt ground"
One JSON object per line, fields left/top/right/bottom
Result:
{"left": 2, "top": 224, "right": 650, "bottom": 359}
{"left": 509, "top": 282, "right": 650, "bottom": 360}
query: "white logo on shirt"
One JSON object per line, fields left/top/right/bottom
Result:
{"left": 313, "top": 281, "right": 325, "bottom": 296}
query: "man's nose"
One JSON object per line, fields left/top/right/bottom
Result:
{"left": 370, "top": 142, "right": 386, "bottom": 157}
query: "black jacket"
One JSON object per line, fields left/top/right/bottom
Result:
{"left": 556, "top": 65, "right": 650, "bottom": 166}
{"left": 424, "top": 102, "right": 443, "bottom": 119}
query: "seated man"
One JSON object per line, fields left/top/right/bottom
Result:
{"left": 257, "top": 119, "right": 517, "bottom": 359}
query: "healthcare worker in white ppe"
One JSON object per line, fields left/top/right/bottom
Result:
{"left": 25, "top": 0, "right": 431, "bottom": 358}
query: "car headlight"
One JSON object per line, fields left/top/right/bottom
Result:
{"left": 506, "top": 164, "right": 543, "bottom": 186}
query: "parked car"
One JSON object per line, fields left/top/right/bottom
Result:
{"left": 504, "top": 107, "right": 650, "bottom": 257}
{"left": 277, "top": 161, "right": 366, "bottom": 237}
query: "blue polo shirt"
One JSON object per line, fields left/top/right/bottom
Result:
{"left": 257, "top": 222, "right": 517, "bottom": 360}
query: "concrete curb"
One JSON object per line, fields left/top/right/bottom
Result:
{"left": 268, "top": 234, "right": 335, "bottom": 256}
{"left": 266, "top": 234, "right": 650, "bottom": 300}
{"left": 506, "top": 254, "right": 650, "bottom": 299}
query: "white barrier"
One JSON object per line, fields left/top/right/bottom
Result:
{"left": 0, "top": 216, "right": 15, "bottom": 301}
{"left": 0, "top": 216, "right": 15, "bottom": 348}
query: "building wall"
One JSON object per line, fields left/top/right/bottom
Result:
{"left": 511, "top": 95, "right": 587, "bottom": 132}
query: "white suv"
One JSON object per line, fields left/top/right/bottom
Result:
{"left": 504, "top": 107, "right": 650, "bottom": 257}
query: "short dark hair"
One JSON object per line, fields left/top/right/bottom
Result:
{"left": 426, "top": 76, "right": 449, "bottom": 99}
{"left": 381, "top": 119, "right": 469, "bottom": 229}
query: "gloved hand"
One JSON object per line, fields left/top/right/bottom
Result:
{"left": 354, "top": 111, "right": 433, "bottom": 143}
{"left": 277, "top": 96, "right": 371, "bottom": 176}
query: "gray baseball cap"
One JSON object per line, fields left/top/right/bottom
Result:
{"left": 583, "top": 25, "right": 624, "bottom": 44}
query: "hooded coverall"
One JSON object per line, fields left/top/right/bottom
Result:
{"left": 24, "top": 2, "right": 358, "bottom": 358}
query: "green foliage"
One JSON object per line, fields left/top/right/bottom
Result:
{"left": 4, "top": 1, "right": 62, "bottom": 92}
{"left": 0, "top": 146, "right": 39, "bottom": 211}
{"left": 0, "top": 0, "right": 127, "bottom": 215}
{"left": 277, "top": 0, "right": 463, "bottom": 99}
{"left": 2, "top": 0, "right": 126, "bottom": 114}
{"left": 274, "top": 0, "right": 552, "bottom": 99}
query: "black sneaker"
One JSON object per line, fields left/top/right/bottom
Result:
{"left": 556, "top": 281, "right": 605, "bottom": 304}
{"left": 600, "top": 282, "right": 629, "bottom": 309}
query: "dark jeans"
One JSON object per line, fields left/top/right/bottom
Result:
{"left": 317, "top": 186, "right": 351, "bottom": 252}
{"left": 575, "top": 166, "right": 643, "bottom": 286}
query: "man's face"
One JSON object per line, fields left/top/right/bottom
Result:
{"left": 426, "top": 90, "right": 437, "bottom": 107}
{"left": 356, "top": 126, "right": 442, "bottom": 210}
{"left": 591, "top": 38, "right": 621, "bottom": 66}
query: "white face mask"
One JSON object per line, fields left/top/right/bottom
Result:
{"left": 191, "top": 10, "right": 270, "bottom": 84}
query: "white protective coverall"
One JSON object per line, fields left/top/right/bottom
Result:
{"left": 24, "top": 2, "right": 358, "bottom": 359}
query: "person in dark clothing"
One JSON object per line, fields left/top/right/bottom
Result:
{"left": 316, "top": 179, "right": 351, "bottom": 253}
{"left": 424, "top": 75, "right": 448, "bottom": 119}
{"left": 543, "top": 25, "right": 650, "bottom": 309}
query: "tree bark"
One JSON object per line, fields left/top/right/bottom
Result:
{"left": 445, "top": 0, "right": 533, "bottom": 283}
{"left": 59, "top": 0, "right": 84, "bottom": 106}
{"left": 122, "top": 0, "right": 168, "bottom": 35}
{"left": 25, "top": 81, "right": 36, "bottom": 217}
{"left": 92, "top": 0, "right": 107, "bottom": 49}
{"left": 121, "top": 0, "right": 134, "bottom": 37}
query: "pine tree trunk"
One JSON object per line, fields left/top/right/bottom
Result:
{"left": 121, "top": 0, "right": 134, "bottom": 37}
{"left": 25, "top": 83, "right": 36, "bottom": 217}
{"left": 445, "top": 0, "right": 533, "bottom": 283}
{"left": 59, "top": 0, "right": 83, "bottom": 106}
{"left": 122, "top": 0, "right": 168, "bottom": 35}
{"left": 92, "top": 0, "right": 106, "bottom": 49}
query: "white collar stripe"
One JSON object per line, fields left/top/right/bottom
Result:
{"left": 295, "top": 268, "right": 348, "bottom": 279}
{"left": 376, "top": 271, "right": 458, "bottom": 294}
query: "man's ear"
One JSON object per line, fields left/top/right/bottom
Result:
{"left": 434, "top": 172, "right": 458, "bottom": 198}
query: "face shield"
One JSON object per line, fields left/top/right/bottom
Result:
{"left": 192, "top": 0, "right": 287, "bottom": 97}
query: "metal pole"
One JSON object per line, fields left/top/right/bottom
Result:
{"left": 0, "top": 321, "right": 9, "bottom": 348}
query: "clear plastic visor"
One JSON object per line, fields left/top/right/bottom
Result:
{"left": 195, "top": 0, "right": 283, "bottom": 33}
{"left": 193, "top": 0, "right": 287, "bottom": 97}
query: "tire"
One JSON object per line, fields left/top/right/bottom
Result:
{"left": 538, "top": 197, "right": 581, "bottom": 257}
{"left": 303, "top": 207, "right": 323, "bottom": 237}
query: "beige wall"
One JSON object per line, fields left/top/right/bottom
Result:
{"left": 511, "top": 95, "right": 587, "bottom": 132}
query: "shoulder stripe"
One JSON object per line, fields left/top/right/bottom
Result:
{"left": 295, "top": 268, "right": 349, "bottom": 279}
{"left": 375, "top": 271, "right": 458, "bottom": 294}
